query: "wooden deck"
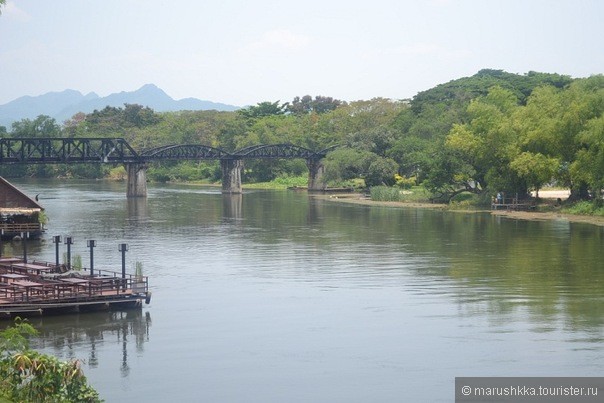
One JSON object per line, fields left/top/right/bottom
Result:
{"left": 0, "top": 257, "right": 151, "bottom": 318}
{"left": 491, "top": 197, "right": 535, "bottom": 211}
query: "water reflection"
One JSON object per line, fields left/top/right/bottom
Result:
{"left": 29, "top": 310, "right": 151, "bottom": 375}
{"left": 127, "top": 197, "right": 149, "bottom": 221}
{"left": 6, "top": 180, "right": 604, "bottom": 401}
{"left": 222, "top": 194, "right": 242, "bottom": 221}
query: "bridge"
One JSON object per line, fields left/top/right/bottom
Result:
{"left": 0, "top": 138, "right": 334, "bottom": 196}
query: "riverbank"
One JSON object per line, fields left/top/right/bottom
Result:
{"left": 317, "top": 191, "right": 604, "bottom": 227}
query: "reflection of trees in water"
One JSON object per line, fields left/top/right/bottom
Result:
{"left": 28, "top": 309, "right": 151, "bottom": 374}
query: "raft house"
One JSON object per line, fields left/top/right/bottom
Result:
{"left": 0, "top": 176, "right": 45, "bottom": 240}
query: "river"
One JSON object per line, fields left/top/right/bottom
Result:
{"left": 3, "top": 179, "right": 604, "bottom": 402}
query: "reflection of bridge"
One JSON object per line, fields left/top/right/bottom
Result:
{"left": 0, "top": 138, "right": 336, "bottom": 196}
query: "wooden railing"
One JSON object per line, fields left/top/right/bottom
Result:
{"left": 0, "top": 223, "right": 43, "bottom": 234}
{"left": 0, "top": 263, "right": 148, "bottom": 305}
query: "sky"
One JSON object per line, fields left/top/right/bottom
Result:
{"left": 1, "top": 0, "right": 603, "bottom": 107}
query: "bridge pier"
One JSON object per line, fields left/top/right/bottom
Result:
{"left": 306, "top": 158, "right": 327, "bottom": 191}
{"left": 221, "top": 159, "right": 243, "bottom": 194}
{"left": 125, "top": 163, "right": 148, "bottom": 198}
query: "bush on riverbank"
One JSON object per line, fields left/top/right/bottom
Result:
{"left": 0, "top": 319, "right": 101, "bottom": 403}
{"left": 370, "top": 185, "right": 431, "bottom": 202}
{"left": 563, "top": 201, "right": 604, "bottom": 217}
{"left": 243, "top": 175, "right": 308, "bottom": 189}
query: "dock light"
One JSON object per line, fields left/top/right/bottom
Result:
{"left": 64, "top": 236, "right": 73, "bottom": 270}
{"left": 21, "top": 232, "right": 29, "bottom": 263}
{"left": 118, "top": 243, "right": 128, "bottom": 281}
{"left": 52, "top": 235, "right": 62, "bottom": 266}
{"left": 87, "top": 240, "right": 97, "bottom": 276}
{"left": 0, "top": 229, "right": 4, "bottom": 258}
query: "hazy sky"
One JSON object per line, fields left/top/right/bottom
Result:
{"left": 1, "top": 0, "right": 602, "bottom": 107}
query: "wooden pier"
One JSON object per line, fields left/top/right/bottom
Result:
{"left": 491, "top": 196, "right": 535, "bottom": 211}
{"left": 0, "top": 257, "right": 151, "bottom": 319}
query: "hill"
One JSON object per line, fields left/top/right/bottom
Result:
{"left": 0, "top": 84, "right": 239, "bottom": 128}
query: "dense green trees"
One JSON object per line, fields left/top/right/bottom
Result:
{"left": 1, "top": 70, "right": 603, "bottom": 204}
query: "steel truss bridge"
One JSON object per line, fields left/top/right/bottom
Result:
{"left": 0, "top": 138, "right": 337, "bottom": 195}
{"left": 0, "top": 138, "right": 333, "bottom": 164}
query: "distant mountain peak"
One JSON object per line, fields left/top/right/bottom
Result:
{"left": 0, "top": 85, "right": 239, "bottom": 128}
{"left": 139, "top": 83, "right": 161, "bottom": 90}
{"left": 130, "top": 83, "right": 171, "bottom": 99}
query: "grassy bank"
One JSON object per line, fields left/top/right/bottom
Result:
{"left": 370, "top": 185, "right": 432, "bottom": 203}
{"left": 243, "top": 175, "right": 308, "bottom": 189}
{"left": 562, "top": 201, "right": 604, "bottom": 217}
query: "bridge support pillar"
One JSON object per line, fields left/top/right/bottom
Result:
{"left": 221, "top": 159, "right": 243, "bottom": 194}
{"left": 126, "top": 163, "right": 148, "bottom": 198}
{"left": 306, "top": 158, "right": 327, "bottom": 191}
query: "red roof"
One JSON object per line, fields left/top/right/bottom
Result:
{"left": 0, "top": 177, "right": 44, "bottom": 211}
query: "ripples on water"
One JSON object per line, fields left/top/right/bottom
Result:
{"left": 5, "top": 180, "right": 604, "bottom": 402}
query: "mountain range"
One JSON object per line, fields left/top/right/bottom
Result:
{"left": 0, "top": 84, "right": 240, "bottom": 128}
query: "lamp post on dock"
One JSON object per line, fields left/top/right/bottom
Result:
{"left": 118, "top": 243, "right": 128, "bottom": 292}
{"left": 21, "top": 232, "right": 29, "bottom": 263}
{"left": 0, "top": 229, "right": 3, "bottom": 258}
{"left": 65, "top": 236, "right": 73, "bottom": 270}
{"left": 87, "top": 240, "right": 97, "bottom": 276}
{"left": 53, "top": 235, "right": 62, "bottom": 266}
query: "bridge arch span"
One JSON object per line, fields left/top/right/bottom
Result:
{"left": 233, "top": 144, "right": 319, "bottom": 160}
{"left": 141, "top": 144, "right": 231, "bottom": 160}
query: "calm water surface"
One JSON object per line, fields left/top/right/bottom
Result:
{"left": 4, "top": 179, "right": 604, "bottom": 402}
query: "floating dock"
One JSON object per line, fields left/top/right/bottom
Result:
{"left": 0, "top": 257, "right": 151, "bottom": 319}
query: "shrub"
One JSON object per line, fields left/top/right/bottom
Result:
{"left": 0, "top": 319, "right": 102, "bottom": 403}
{"left": 370, "top": 186, "right": 405, "bottom": 202}
{"left": 563, "top": 201, "right": 604, "bottom": 217}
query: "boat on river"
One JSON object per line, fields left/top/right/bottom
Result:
{"left": 0, "top": 256, "right": 151, "bottom": 319}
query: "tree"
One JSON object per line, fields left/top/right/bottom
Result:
{"left": 365, "top": 157, "right": 398, "bottom": 187}
{"left": 123, "top": 103, "right": 161, "bottom": 128}
{"left": 514, "top": 76, "right": 604, "bottom": 200}
{"left": 387, "top": 135, "right": 432, "bottom": 179}
{"left": 286, "top": 95, "right": 313, "bottom": 115}
{"left": 510, "top": 152, "right": 559, "bottom": 197}
{"left": 237, "top": 101, "right": 285, "bottom": 121}
{"left": 570, "top": 115, "right": 604, "bottom": 202}
{"left": 422, "top": 142, "right": 478, "bottom": 202}
{"left": 322, "top": 148, "right": 374, "bottom": 184}
{"left": 10, "top": 115, "right": 61, "bottom": 138}
{"left": 285, "top": 95, "right": 343, "bottom": 115}
{"left": 443, "top": 86, "right": 522, "bottom": 196}
{"left": 84, "top": 104, "right": 161, "bottom": 139}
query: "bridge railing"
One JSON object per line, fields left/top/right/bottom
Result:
{"left": 0, "top": 138, "right": 337, "bottom": 164}
{"left": 0, "top": 138, "right": 140, "bottom": 164}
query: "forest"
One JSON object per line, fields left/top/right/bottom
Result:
{"left": 1, "top": 69, "right": 603, "bottom": 205}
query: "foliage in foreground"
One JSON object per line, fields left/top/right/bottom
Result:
{"left": 0, "top": 319, "right": 102, "bottom": 403}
